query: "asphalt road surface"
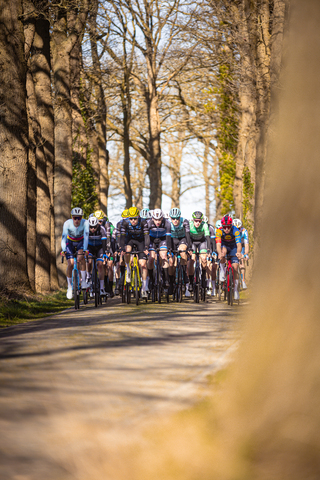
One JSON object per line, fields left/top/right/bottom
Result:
{"left": 0, "top": 296, "right": 241, "bottom": 480}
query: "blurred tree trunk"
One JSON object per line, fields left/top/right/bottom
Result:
{"left": 89, "top": 0, "right": 109, "bottom": 213}
{"left": 203, "top": 141, "right": 210, "bottom": 220}
{"left": 0, "top": 0, "right": 29, "bottom": 288}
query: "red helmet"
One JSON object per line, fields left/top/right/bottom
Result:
{"left": 221, "top": 214, "right": 233, "bottom": 226}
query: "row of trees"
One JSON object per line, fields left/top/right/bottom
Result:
{"left": 0, "top": 0, "right": 287, "bottom": 292}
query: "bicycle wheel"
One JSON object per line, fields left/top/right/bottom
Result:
{"left": 227, "top": 267, "right": 234, "bottom": 306}
{"left": 201, "top": 270, "right": 206, "bottom": 302}
{"left": 72, "top": 270, "right": 79, "bottom": 310}
{"left": 83, "top": 288, "right": 88, "bottom": 305}
{"left": 194, "top": 284, "right": 199, "bottom": 303}
{"left": 127, "top": 280, "right": 131, "bottom": 304}
{"left": 134, "top": 267, "right": 139, "bottom": 306}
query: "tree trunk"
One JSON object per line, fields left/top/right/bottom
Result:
{"left": 70, "top": 26, "right": 87, "bottom": 168}
{"left": 233, "top": 1, "right": 257, "bottom": 229}
{"left": 31, "top": 19, "right": 53, "bottom": 292}
{"left": 51, "top": 10, "right": 73, "bottom": 286}
{"left": 146, "top": 83, "right": 162, "bottom": 209}
{"left": 89, "top": 0, "right": 109, "bottom": 213}
{"left": 0, "top": 0, "right": 29, "bottom": 289}
{"left": 203, "top": 141, "right": 210, "bottom": 220}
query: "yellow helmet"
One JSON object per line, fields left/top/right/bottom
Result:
{"left": 121, "top": 209, "right": 129, "bottom": 218}
{"left": 128, "top": 206, "right": 139, "bottom": 218}
{"left": 94, "top": 210, "right": 105, "bottom": 220}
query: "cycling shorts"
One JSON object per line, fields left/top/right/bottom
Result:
{"left": 172, "top": 237, "right": 188, "bottom": 250}
{"left": 88, "top": 245, "right": 104, "bottom": 261}
{"left": 149, "top": 237, "right": 167, "bottom": 250}
{"left": 192, "top": 239, "right": 207, "bottom": 254}
{"left": 65, "top": 239, "right": 84, "bottom": 260}
{"left": 125, "top": 239, "right": 147, "bottom": 260}
{"left": 222, "top": 244, "right": 239, "bottom": 264}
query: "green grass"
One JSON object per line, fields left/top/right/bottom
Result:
{"left": 0, "top": 290, "right": 72, "bottom": 328}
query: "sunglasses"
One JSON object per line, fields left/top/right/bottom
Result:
{"left": 73, "top": 216, "right": 82, "bottom": 220}
{"left": 129, "top": 217, "right": 138, "bottom": 220}
{"left": 89, "top": 225, "right": 97, "bottom": 229}
{"left": 223, "top": 225, "right": 232, "bottom": 229}
{"left": 194, "top": 219, "right": 202, "bottom": 223}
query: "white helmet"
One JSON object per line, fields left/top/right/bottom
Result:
{"left": 164, "top": 211, "right": 170, "bottom": 219}
{"left": 233, "top": 218, "right": 242, "bottom": 229}
{"left": 152, "top": 208, "right": 163, "bottom": 220}
{"left": 89, "top": 216, "right": 98, "bottom": 227}
{"left": 203, "top": 216, "right": 208, "bottom": 223}
{"left": 71, "top": 207, "right": 83, "bottom": 216}
{"left": 140, "top": 208, "right": 152, "bottom": 219}
{"left": 215, "top": 220, "right": 222, "bottom": 229}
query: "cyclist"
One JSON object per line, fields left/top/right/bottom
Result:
{"left": 140, "top": 208, "right": 152, "bottom": 220}
{"left": 87, "top": 216, "right": 110, "bottom": 296}
{"left": 168, "top": 207, "right": 191, "bottom": 294}
{"left": 113, "top": 209, "right": 129, "bottom": 294}
{"left": 61, "top": 207, "right": 89, "bottom": 299}
{"left": 216, "top": 214, "right": 242, "bottom": 300}
{"left": 233, "top": 218, "right": 249, "bottom": 289}
{"left": 120, "top": 206, "right": 150, "bottom": 298}
{"left": 147, "top": 208, "right": 171, "bottom": 289}
{"left": 93, "top": 209, "right": 115, "bottom": 296}
{"left": 187, "top": 211, "right": 211, "bottom": 293}
{"left": 207, "top": 220, "right": 217, "bottom": 296}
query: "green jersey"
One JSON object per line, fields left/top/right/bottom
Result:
{"left": 189, "top": 220, "right": 210, "bottom": 240}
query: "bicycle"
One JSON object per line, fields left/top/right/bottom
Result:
{"left": 62, "top": 250, "right": 86, "bottom": 310}
{"left": 218, "top": 255, "right": 239, "bottom": 306}
{"left": 149, "top": 239, "right": 167, "bottom": 304}
{"left": 172, "top": 250, "right": 186, "bottom": 303}
{"left": 192, "top": 244, "right": 206, "bottom": 303}
{"left": 126, "top": 248, "right": 146, "bottom": 305}
{"left": 89, "top": 255, "right": 108, "bottom": 307}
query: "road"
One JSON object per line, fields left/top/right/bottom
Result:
{"left": 0, "top": 296, "right": 241, "bottom": 480}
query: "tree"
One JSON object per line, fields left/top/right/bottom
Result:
{"left": 0, "top": 0, "right": 29, "bottom": 289}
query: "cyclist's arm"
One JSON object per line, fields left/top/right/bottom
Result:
{"left": 165, "top": 220, "right": 172, "bottom": 249}
{"left": 83, "top": 220, "right": 89, "bottom": 251}
{"left": 119, "top": 220, "right": 128, "bottom": 249}
{"left": 142, "top": 220, "right": 150, "bottom": 249}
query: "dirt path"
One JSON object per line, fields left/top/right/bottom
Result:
{"left": 0, "top": 297, "right": 241, "bottom": 480}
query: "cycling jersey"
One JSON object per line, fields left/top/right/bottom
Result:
{"left": 208, "top": 223, "right": 216, "bottom": 252}
{"left": 120, "top": 218, "right": 150, "bottom": 248}
{"left": 148, "top": 218, "right": 171, "bottom": 249}
{"left": 88, "top": 224, "right": 107, "bottom": 249}
{"left": 61, "top": 218, "right": 89, "bottom": 252}
{"left": 215, "top": 226, "right": 241, "bottom": 245}
{"left": 189, "top": 220, "right": 210, "bottom": 240}
{"left": 240, "top": 227, "right": 249, "bottom": 244}
{"left": 170, "top": 217, "right": 191, "bottom": 248}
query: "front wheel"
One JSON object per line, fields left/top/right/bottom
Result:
{"left": 227, "top": 267, "right": 234, "bottom": 306}
{"left": 134, "top": 268, "right": 139, "bottom": 306}
{"left": 73, "top": 270, "right": 79, "bottom": 310}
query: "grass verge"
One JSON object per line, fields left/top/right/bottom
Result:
{"left": 0, "top": 290, "right": 72, "bottom": 328}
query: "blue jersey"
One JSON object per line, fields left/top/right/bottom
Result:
{"left": 240, "top": 228, "right": 249, "bottom": 244}
{"left": 215, "top": 226, "right": 241, "bottom": 246}
{"left": 61, "top": 218, "right": 89, "bottom": 251}
{"left": 148, "top": 218, "right": 171, "bottom": 238}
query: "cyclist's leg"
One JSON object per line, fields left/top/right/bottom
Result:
{"left": 159, "top": 240, "right": 169, "bottom": 287}
{"left": 148, "top": 242, "right": 156, "bottom": 287}
{"left": 219, "top": 245, "right": 227, "bottom": 281}
{"left": 230, "top": 246, "right": 240, "bottom": 300}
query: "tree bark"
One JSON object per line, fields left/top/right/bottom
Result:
{"left": 89, "top": 0, "right": 109, "bottom": 213}
{"left": 0, "top": 0, "right": 29, "bottom": 289}
{"left": 51, "top": 8, "right": 73, "bottom": 286}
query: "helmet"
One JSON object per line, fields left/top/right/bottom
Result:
{"left": 233, "top": 218, "right": 242, "bottom": 229}
{"left": 71, "top": 207, "right": 83, "bottom": 216}
{"left": 169, "top": 208, "right": 181, "bottom": 219}
{"left": 164, "top": 212, "right": 170, "bottom": 219}
{"left": 89, "top": 216, "right": 98, "bottom": 227}
{"left": 221, "top": 214, "right": 233, "bottom": 226}
{"left": 152, "top": 208, "right": 163, "bottom": 220}
{"left": 140, "top": 208, "right": 151, "bottom": 219}
{"left": 192, "top": 211, "right": 203, "bottom": 220}
{"left": 128, "top": 206, "right": 139, "bottom": 218}
{"left": 94, "top": 210, "right": 104, "bottom": 220}
{"left": 89, "top": 213, "right": 94, "bottom": 218}
{"left": 102, "top": 215, "right": 109, "bottom": 222}
{"left": 203, "top": 216, "right": 208, "bottom": 223}
{"left": 121, "top": 209, "right": 129, "bottom": 218}
{"left": 215, "top": 220, "right": 222, "bottom": 229}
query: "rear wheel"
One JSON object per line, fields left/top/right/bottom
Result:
{"left": 194, "top": 284, "right": 200, "bottom": 303}
{"left": 126, "top": 282, "right": 131, "bottom": 304}
{"left": 83, "top": 289, "right": 88, "bottom": 305}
